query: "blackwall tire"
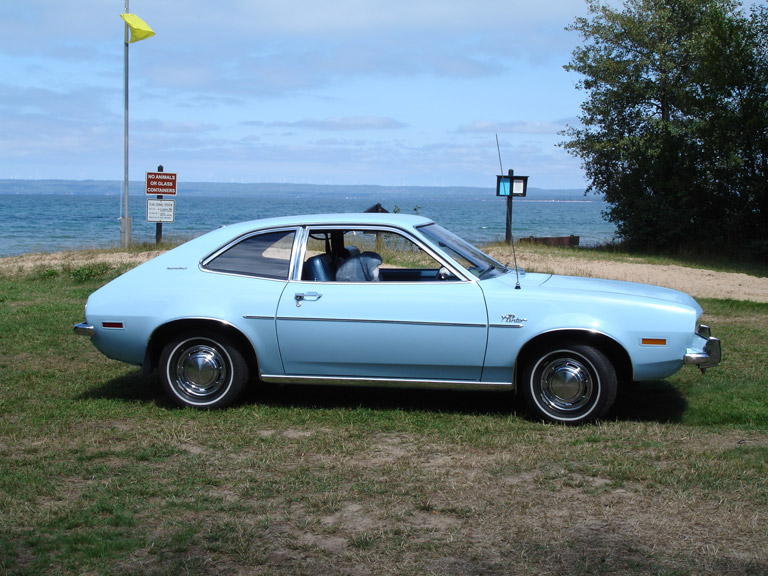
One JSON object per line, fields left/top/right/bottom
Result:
{"left": 159, "top": 333, "right": 248, "bottom": 409}
{"left": 522, "top": 344, "right": 617, "bottom": 424}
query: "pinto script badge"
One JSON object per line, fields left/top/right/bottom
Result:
{"left": 501, "top": 314, "right": 527, "bottom": 326}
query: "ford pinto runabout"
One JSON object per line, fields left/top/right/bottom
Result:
{"left": 74, "top": 213, "right": 721, "bottom": 424}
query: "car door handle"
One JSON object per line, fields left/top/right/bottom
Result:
{"left": 295, "top": 292, "right": 322, "bottom": 306}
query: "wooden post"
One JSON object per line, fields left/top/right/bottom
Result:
{"left": 155, "top": 165, "right": 163, "bottom": 245}
{"left": 505, "top": 169, "right": 514, "bottom": 244}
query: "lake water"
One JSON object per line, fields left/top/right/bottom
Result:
{"left": 0, "top": 180, "right": 616, "bottom": 257}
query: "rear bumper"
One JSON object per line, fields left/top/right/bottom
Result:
{"left": 74, "top": 322, "right": 94, "bottom": 337}
{"left": 683, "top": 325, "right": 721, "bottom": 373}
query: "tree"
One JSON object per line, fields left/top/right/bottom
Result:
{"left": 562, "top": 0, "right": 768, "bottom": 257}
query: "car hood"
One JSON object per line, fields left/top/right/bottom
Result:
{"left": 496, "top": 270, "right": 700, "bottom": 310}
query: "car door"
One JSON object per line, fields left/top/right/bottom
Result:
{"left": 274, "top": 227, "right": 489, "bottom": 381}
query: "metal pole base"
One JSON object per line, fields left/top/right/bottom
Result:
{"left": 120, "top": 217, "right": 132, "bottom": 248}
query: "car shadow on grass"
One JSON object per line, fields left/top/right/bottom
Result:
{"left": 610, "top": 379, "right": 687, "bottom": 423}
{"left": 78, "top": 371, "right": 176, "bottom": 409}
{"left": 250, "top": 378, "right": 688, "bottom": 424}
{"left": 81, "top": 372, "right": 688, "bottom": 423}
{"left": 247, "top": 383, "right": 517, "bottom": 416}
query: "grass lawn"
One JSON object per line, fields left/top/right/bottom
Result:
{"left": 1, "top": 249, "right": 766, "bottom": 575}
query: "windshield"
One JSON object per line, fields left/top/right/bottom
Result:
{"left": 418, "top": 223, "right": 507, "bottom": 279}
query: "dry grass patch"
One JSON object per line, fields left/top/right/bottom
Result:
{"left": 0, "top": 249, "right": 164, "bottom": 276}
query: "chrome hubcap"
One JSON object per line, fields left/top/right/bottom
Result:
{"left": 174, "top": 344, "right": 229, "bottom": 399}
{"left": 539, "top": 357, "right": 594, "bottom": 413}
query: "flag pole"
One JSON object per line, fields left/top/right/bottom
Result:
{"left": 120, "top": 0, "right": 131, "bottom": 248}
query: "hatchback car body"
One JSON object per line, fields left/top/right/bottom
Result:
{"left": 74, "top": 213, "right": 720, "bottom": 424}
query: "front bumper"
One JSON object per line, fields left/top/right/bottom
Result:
{"left": 74, "top": 322, "right": 94, "bottom": 337}
{"left": 683, "top": 324, "right": 721, "bottom": 373}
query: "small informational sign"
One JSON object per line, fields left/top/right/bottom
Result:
{"left": 146, "top": 171, "right": 177, "bottom": 195}
{"left": 147, "top": 199, "right": 175, "bottom": 223}
{"left": 496, "top": 174, "right": 528, "bottom": 197}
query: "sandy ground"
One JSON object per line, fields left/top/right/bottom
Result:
{"left": 508, "top": 250, "right": 768, "bottom": 303}
{"left": 2, "top": 248, "right": 767, "bottom": 302}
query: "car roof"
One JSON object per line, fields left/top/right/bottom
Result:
{"left": 217, "top": 213, "right": 436, "bottom": 235}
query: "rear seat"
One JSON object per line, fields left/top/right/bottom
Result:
{"left": 303, "top": 254, "right": 335, "bottom": 281}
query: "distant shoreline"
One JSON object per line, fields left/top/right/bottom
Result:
{"left": 0, "top": 178, "right": 590, "bottom": 201}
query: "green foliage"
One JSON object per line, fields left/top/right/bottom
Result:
{"left": 68, "top": 262, "right": 114, "bottom": 283}
{"left": 562, "top": 0, "right": 768, "bottom": 259}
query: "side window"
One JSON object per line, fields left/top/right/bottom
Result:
{"left": 302, "top": 228, "right": 453, "bottom": 282}
{"left": 363, "top": 230, "right": 439, "bottom": 269}
{"left": 204, "top": 230, "right": 295, "bottom": 279}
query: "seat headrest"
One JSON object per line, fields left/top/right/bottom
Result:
{"left": 336, "top": 252, "right": 382, "bottom": 282}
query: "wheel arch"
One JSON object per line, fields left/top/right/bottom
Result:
{"left": 144, "top": 318, "right": 259, "bottom": 376}
{"left": 515, "top": 329, "right": 632, "bottom": 388}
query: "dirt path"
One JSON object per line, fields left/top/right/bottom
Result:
{"left": 513, "top": 252, "right": 768, "bottom": 303}
{"left": 2, "top": 248, "right": 767, "bottom": 302}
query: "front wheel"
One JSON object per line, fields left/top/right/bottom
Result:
{"left": 159, "top": 333, "right": 248, "bottom": 409}
{"left": 522, "top": 344, "right": 617, "bottom": 424}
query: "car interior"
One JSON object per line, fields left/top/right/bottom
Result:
{"left": 301, "top": 229, "right": 457, "bottom": 283}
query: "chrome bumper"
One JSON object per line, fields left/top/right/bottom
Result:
{"left": 683, "top": 325, "right": 721, "bottom": 373}
{"left": 74, "top": 322, "right": 95, "bottom": 337}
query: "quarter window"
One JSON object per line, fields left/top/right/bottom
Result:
{"left": 205, "top": 230, "right": 295, "bottom": 279}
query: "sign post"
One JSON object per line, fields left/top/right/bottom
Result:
{"left": 146, "top": 166, "right": 177, "bottom": 244}
{"left": 496, "top": 169, "right": 528, "bottom": 244}
{"left": 496, "top": 168, "right": 529, "bottom": 289}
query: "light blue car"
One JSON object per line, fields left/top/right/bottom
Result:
{"left": 74, "top": 213, "right": 720, "bottom": 424}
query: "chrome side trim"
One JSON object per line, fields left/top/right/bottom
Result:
{"left": 243, "top": 315, "right": 276, "bottom": 320}
{"left": 260, "top": 374, "right": 514, "bottom": 391}
{"left": 489, "top": 323, "right": 525, "bottom": 329}
{"left": 74, "top": 322, "right": 94, "bottom": 337}
{"left": 275, "top": 316, "right": 486, "bottom": 329}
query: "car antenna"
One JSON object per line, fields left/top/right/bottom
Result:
{"left": 496, "top": 134, "right": 521, "bottom": 289}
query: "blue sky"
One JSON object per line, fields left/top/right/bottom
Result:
{"left": 1, "top": 1, "right": 612, "bottom": 189}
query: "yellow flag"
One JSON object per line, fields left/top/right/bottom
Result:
{"left": 120, "top": 13, "right": 155, "bottom": 43}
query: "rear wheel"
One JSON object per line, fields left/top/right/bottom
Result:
{"left": 522, "top": 343, "right": 617, "bottom": 424}
{"left": 159, "top": 333, "right": 248, "bottom": 409}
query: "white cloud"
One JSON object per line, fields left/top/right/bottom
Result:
{"left": 458, "top": 120, "right": 569, "bottom": 135}
{"left": 248, "top": 117, "right": 408, "bottom": 131}
{"left": 0, "top": 0, "right": 600, "bottom": 187}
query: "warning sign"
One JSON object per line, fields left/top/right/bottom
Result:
{"left": 146, "top": 171, "right": 177, "bottom": 195}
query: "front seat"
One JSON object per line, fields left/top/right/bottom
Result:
{"left": 335, "top": 252, "right": 382, "bottom": 282}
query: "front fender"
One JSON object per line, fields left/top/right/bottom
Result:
{"left": 481, "top": 279, "right": 700, "bottom": 383}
